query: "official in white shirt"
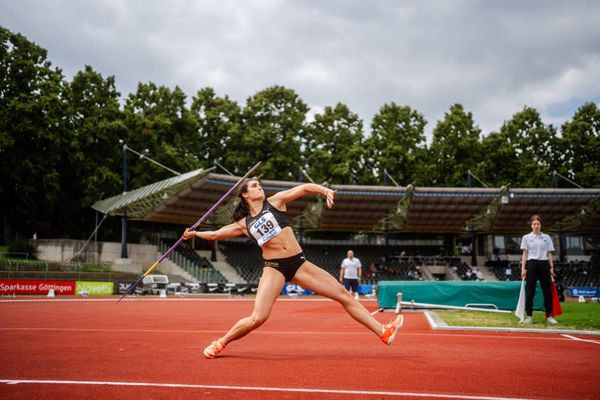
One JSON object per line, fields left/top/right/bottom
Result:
{"left": 340, "top": 250, "right": 362, "bottom": 300}
{"left": 520, "top": 215, "right": 558, "bottom": 325}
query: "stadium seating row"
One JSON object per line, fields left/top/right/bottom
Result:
{"left": 485, "top": 259, "right": 600, "bottom": 288}
{"left": 160, "top": 240, "right": 228, "bottom": 283}
{"left": 218, "top": 241, "right": 456, "bottom": 284}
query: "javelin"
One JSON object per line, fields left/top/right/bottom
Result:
{"left": 117, "top": 161, "right": 262, "bottom": 303}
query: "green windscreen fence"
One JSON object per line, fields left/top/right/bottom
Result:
{"left": 377, "top": 281, "right": 544, "bottom": 311}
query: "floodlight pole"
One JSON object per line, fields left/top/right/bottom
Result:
{"left": 297, "top": 169, "right": 304, "bottom": 245}
{"left": 127, "top": 146, "right": 181, "bottom": 176}
{"left": 213, "top": 159, "right": 234, "bottom": 176}
{"left": 384, "top": 169, "right": 400, "bottom": 188}
{"left": 552, "top": 171, "right": 566, "bottom": 262}
{"left": 552, "top": 170, "right": 583, "bottom": 189}
{"left": 383, "top": 171, "right": 389, "bottom": 263}
{"left": 121, "top": 144, "right": 128, "bottom": 259}
{"left": 467, "top": 172, "right": 477, "bottom": 267}
{"left": 118, "top": 141, "right": 182, "bottom": 260}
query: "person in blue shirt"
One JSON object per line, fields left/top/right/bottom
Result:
{"left": 520, "top": 215, "right": 558, "bottom": 325}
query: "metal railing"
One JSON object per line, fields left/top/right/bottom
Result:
{"left": 0, "top": 270, "right": 121, "bottom": 282}
{"left": 160, "top": 243, "right": 225, "bottom": 283}
{"left": 0, "top": 252, "right": 30, "bottom": 260}
{"left": 0, "top": 259, "right": 133, "bottom": 282}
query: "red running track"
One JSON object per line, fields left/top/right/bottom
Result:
{"left": 0, "top": 297, "right": 599, "bottom": 399}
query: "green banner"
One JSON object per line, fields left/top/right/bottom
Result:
{"left": 377, "top": 281, "right": 544, "bottom": 310}
{"left": 75, "top": 281, "right": 114, "bottom": 296}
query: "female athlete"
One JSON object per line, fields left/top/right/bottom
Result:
{"left": 183, "top": 179, "right": 403, "bottom": 358}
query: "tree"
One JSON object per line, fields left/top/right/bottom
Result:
{"left": 473, "top": 130, "right": 519, "bottom": 187}
{"left": 190, "top": 87, "right": 242, "bottom": 173}
{"left": 224, "top": 86, "right": 308, "bottom": 180}
{"left": 365, "top": 103, "right": 427, "bottom": 186}
{"left": 0, "top": 27, "right": 69, "bottom": 241}
{"left": 559, "top": 102, "right": 600, "bottom": 188}
{"left": 496, "top": 106, "right": 558, "bottom": 187}
{"left": 122, "top": 82, "right": 199, "bottom": 189}
{"left": 67, "top": 66, "right": 124, "bottom": 203}
{"left": 426, "top": 104, "right": 482, "bottom": 186}
{"left": 304, "top": 103, "right": 366, "bottom": 184}
{"left": 54, "top": 66, "right": 126, "bottom": 238}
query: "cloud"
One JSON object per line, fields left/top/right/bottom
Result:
{"left": 1, "top": 0, "right": 599, "bottom": 138}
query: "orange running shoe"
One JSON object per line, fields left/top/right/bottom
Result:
{"left": 203, "top": 339, "right": 226, "bottom": 359}
{"left": 380, "top": 315, "right": 404, "bottom": 345}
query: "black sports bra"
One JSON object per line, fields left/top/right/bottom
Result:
{"left": 245, "top": 200, "right": 291, "bottom": 247}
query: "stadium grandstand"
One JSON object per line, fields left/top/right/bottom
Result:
{"left": 88, "top": 171, "right": 600, "bottom": 288}
{"left": 8, "top": 169, "right": 597, "bottom": 295}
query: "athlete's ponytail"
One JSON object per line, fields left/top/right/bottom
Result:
{"left": 232, "top": 180, "right": 254, "bottom": 221}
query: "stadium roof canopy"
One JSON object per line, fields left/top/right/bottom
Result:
{"left": 92, "top": 170, "right": 600, "bottom": 235}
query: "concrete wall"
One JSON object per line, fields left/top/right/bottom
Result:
{"left": 34, "top": 239, "right": 158, "bottom": 270}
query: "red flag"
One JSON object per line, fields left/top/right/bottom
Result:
{"left": 546, "top": 281, "right": 563, "bottom": 318}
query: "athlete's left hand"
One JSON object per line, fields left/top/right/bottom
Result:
{"left": 325, "top": 189, "right": 336, "bottom": 209}
{"left": 183, "top": 228, "right": 195, "bottom": 240}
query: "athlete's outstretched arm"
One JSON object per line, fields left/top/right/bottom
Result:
{"left": 183, "top": 221, "right": 245, "bottom": 241}
{"left": 269, "top": 183, "right": 335, "bottom": 209}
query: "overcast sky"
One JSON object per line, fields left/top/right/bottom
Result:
{"left": 2, "top": 0, "right": 600, "bottom": 139}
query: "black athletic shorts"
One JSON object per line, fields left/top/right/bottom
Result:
{"left": 263, "top": 252, "right": 306, "bottom": 282}
{"left": 343, "top": 278, "right": 359, "bottom": 292}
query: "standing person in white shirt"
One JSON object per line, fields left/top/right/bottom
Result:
{"left": 520, "top": 215, "right": 558, "bottom": 325}
{"left": 475, "top": 268, "right": 484, "bottom": 281}
{"left": 340, "top": 250, "right": 362, "bottom": 300}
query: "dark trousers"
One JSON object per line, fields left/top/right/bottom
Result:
{"left": 343, "top": 278, "right": 359, "bottom": 293}
{"left": 525, "top": 259, "right": 553, "bottom": 317}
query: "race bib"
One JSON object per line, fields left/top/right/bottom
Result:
{"left": 249, "top": 211, "right": 282, "bottom": 246}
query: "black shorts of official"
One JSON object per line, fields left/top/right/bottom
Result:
{"left": 343, "top": 278, "right": 359, "bottom": 292}
{"left": 263, "top": 252, "right": 307, "bottom": 282}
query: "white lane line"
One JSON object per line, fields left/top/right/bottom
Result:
{"left": 424, "top": 311, "right": 600, "bottom": 337}
{"left": 0, "top": 298, "right": 377, "bottom": 303}
{"left": 561, "top": 334, "right": 600, "bottom": 345}
{"left": 0, "top": 378, "right": 537, "bottom": 400}
{"left": 0, "top": 327, "right": 368, "bottom": 335}
{"left": 0, "top": 326, "right": 573, "bottom": 341}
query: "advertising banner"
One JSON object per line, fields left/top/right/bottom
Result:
{"left": 75, "top": 281, "right": 114, "bottom": 296}
{"left": 358, "top": 284, "right": 373, "bottom": 295}
{"left": 0, "top": 279, "right": 76, "bottom": 295}
{"left": 116, "top": 282, "right": 142, "bottom": 295}
{"left": 280, "top": 284, "right": 372, "bottom": 296}
{"left": 281, "top": 283, "right": 314, "bottom": 295}
{"left": 568, "top": 287, "right": 599, "bottom": 298}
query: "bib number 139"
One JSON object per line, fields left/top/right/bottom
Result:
{"left": 257, "top": 220, "right": 275, "bottom": 235}
{"left": 251, "top": 213, "right": 281, "bottom": 246}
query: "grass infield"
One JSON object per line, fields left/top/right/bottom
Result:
{"left": 434, "top": 302, "right": 600, "bottom": 331}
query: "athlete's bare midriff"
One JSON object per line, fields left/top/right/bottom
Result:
{"left": 258, "top": 227, "right": 302, "bottom": 259}
{"left": 236, "top": 219, "right": 302, "bottom": 260}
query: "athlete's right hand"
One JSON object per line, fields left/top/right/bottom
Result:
{"left": 183, "top": 228, "right": 195, "bottom": 240}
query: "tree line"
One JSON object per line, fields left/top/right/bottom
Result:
{"left": 1, "top": 27, "right": 599, "bottom": 244}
